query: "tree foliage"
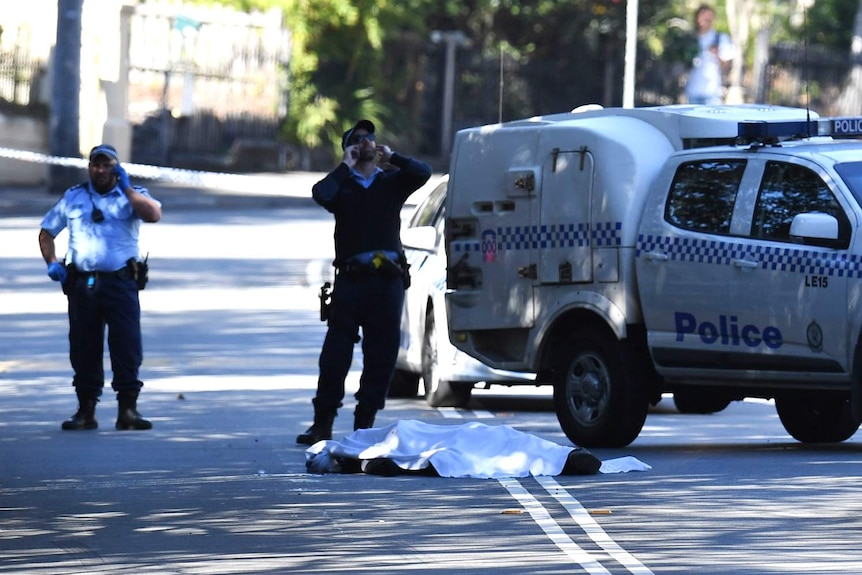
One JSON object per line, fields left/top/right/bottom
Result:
{"left": 187, "top": 0, "right": 861, "bottom": 156}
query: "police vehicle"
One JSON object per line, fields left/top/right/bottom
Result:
{"left": 444, "top": 104, "right": 862, "bottom": 447}
{"left": 391, "top": 174, "right": 535, "bottom": 407}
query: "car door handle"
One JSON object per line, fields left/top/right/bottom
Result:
{"left": 643, "top": 251, "right": 669, "bottom": 262}
{"left": 733, "top": 259, "right": 759, "bottom": 269}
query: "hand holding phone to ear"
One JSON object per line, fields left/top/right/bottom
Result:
{"left": 343, "top": 144, "right": 360, "bottom": 167}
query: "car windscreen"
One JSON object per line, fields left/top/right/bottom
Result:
{"left": 834, "top": 161, "right": 862, "bottom": 206}
{"left": 409, "top": 181, "right": 447, "bottom": 228}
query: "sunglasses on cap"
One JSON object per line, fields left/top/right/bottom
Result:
{"left": 349, "top": 133, "right": 376, "bottom": 145}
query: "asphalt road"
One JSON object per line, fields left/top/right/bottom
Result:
{"left": 3, "top": 180, "right": 862, "bottom": 574}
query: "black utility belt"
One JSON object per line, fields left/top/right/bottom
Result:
{"left": 338, "top": 262, "right": 402, "bottom": 275}
{"left": 70, "top": 267, "right": 133, "bottom": 280}
{"left": 337, "top": 252, "right": 411, "bottom": 289}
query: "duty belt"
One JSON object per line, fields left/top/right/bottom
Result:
{"left": 70, "top": 266, "right": 133, "bottom": 280}
{"left": 339, "top": 261, "right": 401, "bottom": 275}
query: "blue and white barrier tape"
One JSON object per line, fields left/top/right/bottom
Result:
{"left": 0, "top": 146, "right": 317, "bottom": 196}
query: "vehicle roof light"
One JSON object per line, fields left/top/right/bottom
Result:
{"left": 738, "top": 117, "right": 862, "bottom": 141}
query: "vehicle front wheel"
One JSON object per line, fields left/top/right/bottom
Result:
{"left": 553, "top": 331, "right": 648, "bottom": 448}
{"left": 775, "top": 394, "right": 860, "bottom": 443}
{"left": 422, "top": 310, "right": 472, "bottom": 408}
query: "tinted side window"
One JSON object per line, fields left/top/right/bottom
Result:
{"left": 752, "top": 161, "right": 849, "bottom": 246}
{"left": 665, "top": 160, "right": 746, "bottom": 234}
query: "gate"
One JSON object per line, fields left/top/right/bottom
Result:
{"left": 127, "top": 3, "right": 290, "bottom": 171}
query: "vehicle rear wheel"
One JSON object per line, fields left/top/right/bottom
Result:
{"left": 775, "top": 395, "right": 860, "bottom": 443}
{"left": 553, "top": 331, "right": 648, "bottom": 448}
{"left": 422, "top": 310, "right": 472, "bottom": 408}
{"left": 673, "top": 389, "right": 732, "bottom": 414}
{"left": 388, "top": 369, "right": 420, "bottom": 398}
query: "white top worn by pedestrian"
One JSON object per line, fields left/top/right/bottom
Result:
{"left": 684, "top": 5, "right": 735, "bottom": 105}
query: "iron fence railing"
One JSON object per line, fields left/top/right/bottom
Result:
{"left": 0, "top": 45, "right": 43, "bottom": 108}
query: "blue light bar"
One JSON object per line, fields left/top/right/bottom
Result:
{"left": 738, "top": 117, "right": 862, "bottom": 141}
{"left": 831, "top": 117, "right": 862, "bottom": 136}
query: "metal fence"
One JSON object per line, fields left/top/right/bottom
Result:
{"left": 438, "top": 42, "right": 858, "bottom": 148}
{"left": 0, "top": 44, "right": 44, "bottom": 109}
{"left": 766, "top": 43, "right": 861, "bottom": 115}
{"left": 127, "top": 5, "right": 290, "bottom": 171}
{"left": 1, "top": 35, "right": 860, "bottom": 169}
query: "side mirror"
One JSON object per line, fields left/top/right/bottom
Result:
{"left": 789, "top": 213, "right": 839, "bottom": 247}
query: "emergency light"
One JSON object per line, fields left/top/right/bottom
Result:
{"left": 738, "top": 116, "right": 862, "bottom": 142}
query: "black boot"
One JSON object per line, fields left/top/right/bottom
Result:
{"left": 115, "top": 389, "right": 153, "bottom": 430}
{"left": 353, "top": 403, "right": 377, "bottom": 431}
{"left": 561, "top": 448, "right": 602, "bottom": 475}
{"left": 296, "top": 404, "right": 336, "bottom": 445}
{"left": 62, "top": 393, "right": 98, "bottom": 431}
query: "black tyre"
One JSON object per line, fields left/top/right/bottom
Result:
{"left": 422, "top": 310, "right": 472, "bottom": 408}
{"left": 775, "top": 395, "right": 860, "bottom": 443}
{"left": 388, "top": 368, "right": 420, "bottom": 398}
{"left": 673, "top": 389, "right": 732, "bottom": 414}
{"left": 552, "top": 331, "right": 648, "bottom": 448}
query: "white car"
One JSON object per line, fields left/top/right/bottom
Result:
{"left": 389, "top": 175, "right": 535, "bottom": 407}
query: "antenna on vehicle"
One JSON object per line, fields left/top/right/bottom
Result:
{"left": 804, "top": 2, "right": 812, "bottom": 138}
{"left": 499, "top": 45, "right": 504, "bottom": 124}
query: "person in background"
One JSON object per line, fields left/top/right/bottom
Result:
{"left": 38, "top": 144, "right": 162, "bottom": 431}
{"left": 684, "top": 3, "right": 735, "bottom": 105}
{"left": 297, "top": 120, "right": 432, "bottom": 445}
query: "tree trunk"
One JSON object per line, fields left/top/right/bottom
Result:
{"left": 835, "top": 0, "right": 862, "bottom": 114}
{"left": 724, "top": 0, "right": 759, "bottom": 103}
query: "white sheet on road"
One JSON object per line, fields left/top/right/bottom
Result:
{"left": 305, "top": 420, "right": 650, "bottom": 478}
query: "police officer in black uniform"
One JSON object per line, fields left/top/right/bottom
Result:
{"left": 38, "top": 144, "right": 162, "bottom": 431}
{"left": 297, "top": 120, "right": 432, "bottom": 445}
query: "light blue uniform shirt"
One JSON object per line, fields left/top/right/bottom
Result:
{"left": 40, "top": 182, "right": 161, "bottom": 272}
{"left": 349, "top": 166, "right": 383, "bottom": 189}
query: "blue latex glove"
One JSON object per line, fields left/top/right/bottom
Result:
{"left": 114, "top": 164, "right": 131, "bottom": 190}
{"left": 47, "top": 262, "right": 67, "bottom": 283}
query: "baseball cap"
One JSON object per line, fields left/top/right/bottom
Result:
{"left": 341, "top": 119, "right": 375, "bottom": 150}
{"left": 89, "top": 144, "right": 119, "bottom": 162}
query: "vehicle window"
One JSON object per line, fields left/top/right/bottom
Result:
{"left": 751, "top": 161, "right": 850, "bottom": 246}
{"left": 834, "top": 161, "right": 862, "bottom": 206}
{"left": 665, "top": 160, "right": 746, "bottom": 234}
{"left": 410, "top": 181, "right": 447, "bottom": 228}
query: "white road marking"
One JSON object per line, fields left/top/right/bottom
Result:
{"left": 437, "top": 407, "right": 495, "bottom": 419}
{"left": 537, "top": 476, "right": 655, "bottom": 574}
{"left": 497, "top": 477, "right": 611, "bottom": 574}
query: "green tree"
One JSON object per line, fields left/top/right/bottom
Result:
{"left": 188, "top": 0, "right": 860, "bottom": 158}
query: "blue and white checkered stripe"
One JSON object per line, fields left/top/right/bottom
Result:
{"left": 637, "top": 234, "right": 862, "bottom": 278}
{"left": 452, "top": 222, "right": 622, "bottom": 254}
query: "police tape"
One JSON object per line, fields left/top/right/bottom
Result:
{"left": 0, "top": 146, "right": 307, "bottom": 195}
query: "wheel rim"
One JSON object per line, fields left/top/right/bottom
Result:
{"left": 564, "top": 352, "right": 610, "bottom": 426}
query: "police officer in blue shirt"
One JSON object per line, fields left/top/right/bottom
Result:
{"left": 297, "top": 120, "right": 432, "bottom": 445}
{"left": 38, "top": 144, "right": 162, "bottom": 431}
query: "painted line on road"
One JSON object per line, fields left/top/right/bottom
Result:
{"left": 497, "top": 477, "right": 611, "bottom": 574}
{"left": 437, "top": 407, "right": 495, "bottom": 419}
{"left": 537, "top": 476, "right": 654, "bottom": 574}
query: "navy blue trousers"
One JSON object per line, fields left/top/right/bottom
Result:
{"left": 315, "top": 271, "right": 405, "bottom": 413}
{"left": 66, "top": 274, "right": 143, "bottom": 398}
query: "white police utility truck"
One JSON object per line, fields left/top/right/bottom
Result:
{"left": 444, "top": 104, "right": 862, "bottom": 447}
